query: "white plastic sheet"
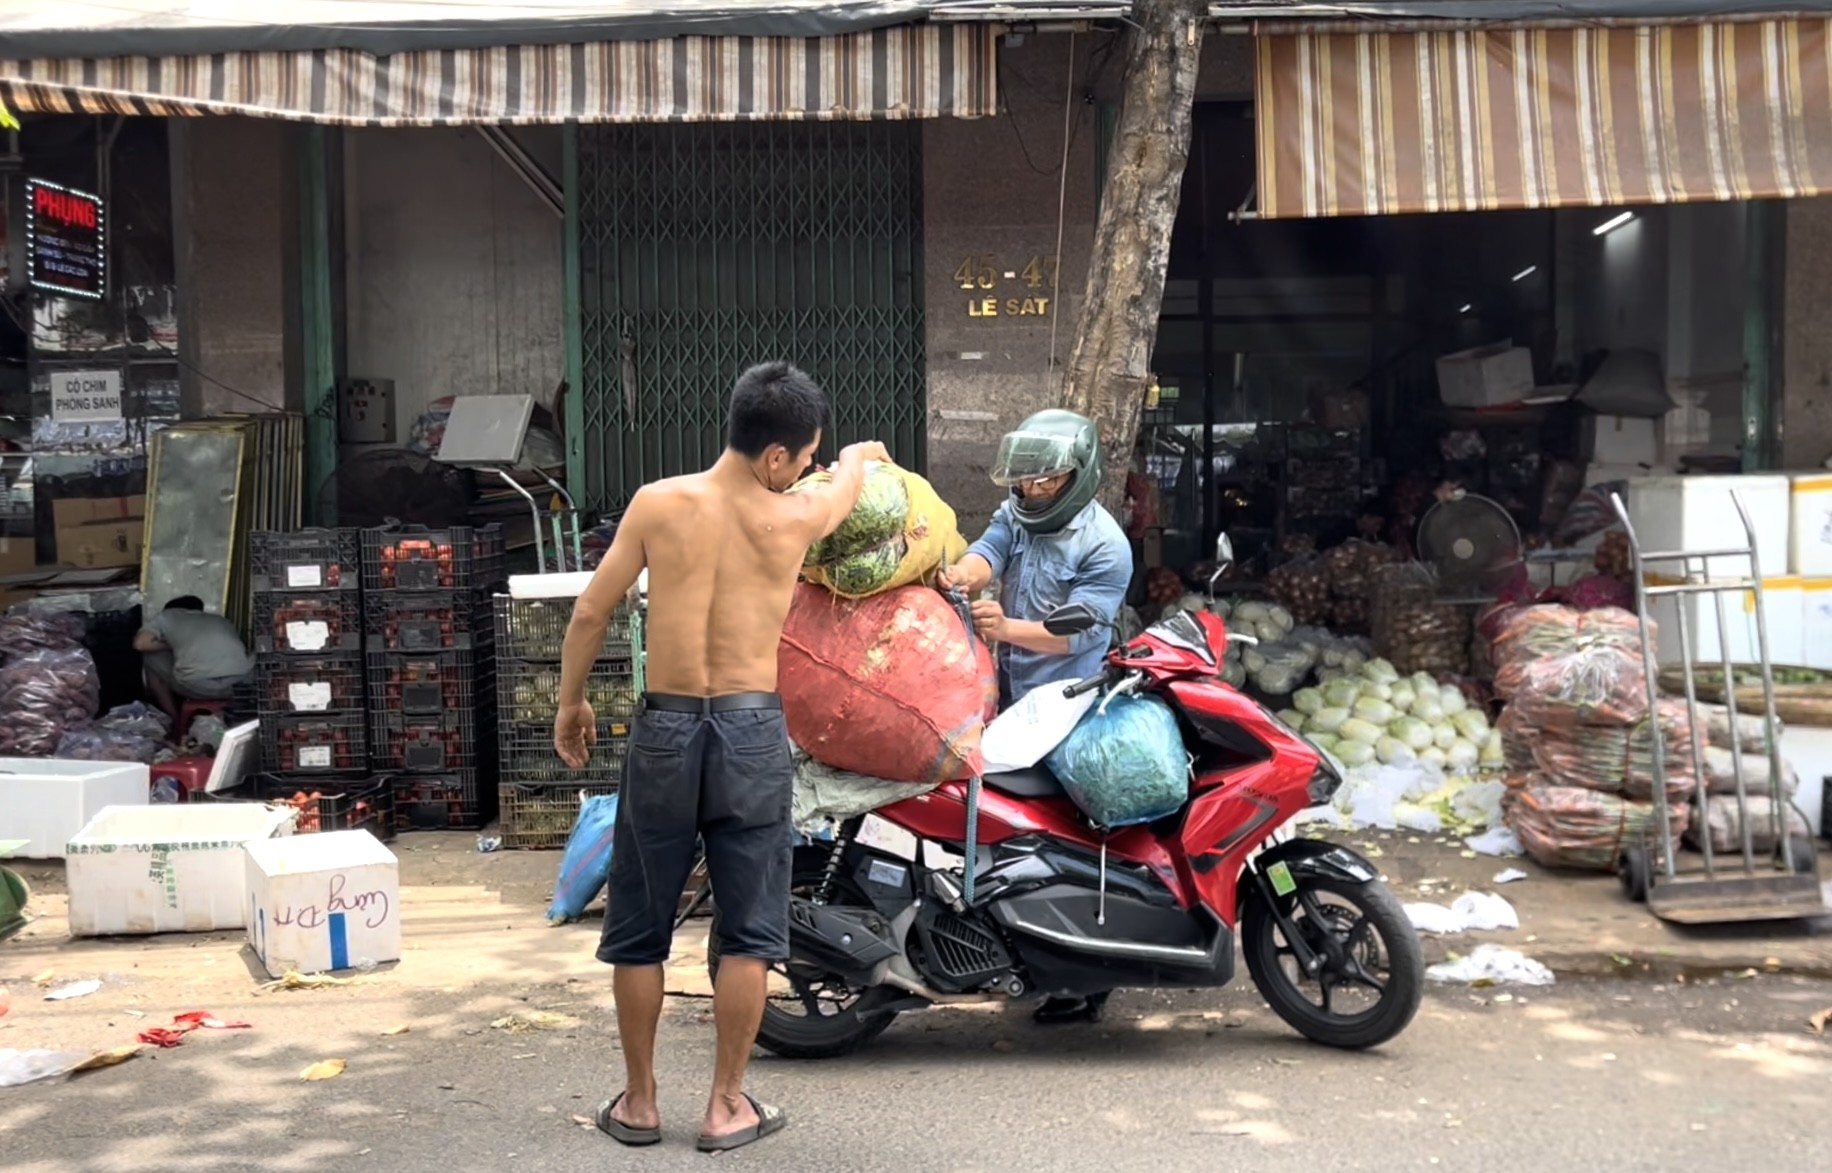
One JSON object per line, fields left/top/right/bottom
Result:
{"left": 980, "top": 682, "right": 1099, "bottom": 775}
{"left": 1425, "top": 943, "right": 1555, "bottom": 986}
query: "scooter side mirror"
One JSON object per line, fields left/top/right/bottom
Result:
{"left": 1043, "top": 601, "right": 1101, "bottom": 636}
{"left": 1209, "top": 533, "right": 1234, "bottom": 595}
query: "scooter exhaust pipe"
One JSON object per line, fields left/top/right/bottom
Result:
{"left": 878, "top": 968, "right": 998, "bottom": 1005}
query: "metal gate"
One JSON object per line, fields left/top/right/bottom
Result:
{"left": 577, "top": 121, "right": 926, "bottom": 511}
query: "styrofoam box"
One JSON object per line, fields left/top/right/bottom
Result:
{"left": 1581, "top": 414, "right": 1660, "bottom": 467}
{"left": 1436, "top": 343, "right": 1535, "bottom": 408}
{"left": 1646, "top": 577, "right": 1803, "bottom": 668}
{"left": 66, "top": 803, "right": 295, "bottom": 936}
{"left": 245, "top": 830, "right": 400, "bottom": 978}
{"left": 1778, "top": 725, "right": 1832, "bottom": 838}
{"left": 1790, "top": 474, "right": 1832, "bottom": 576}
{"left": 1624, "top": 475, "right": 1792, "bottom": 579}
{"left": 1801, "top": 579, "right": 1832, "bottom": 670}
{"left": 0, "top": 760, "right": 149, "bottom": 859}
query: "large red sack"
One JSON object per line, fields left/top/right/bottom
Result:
{"left": 779, "top": 584, "right": 998, "bottom": 786}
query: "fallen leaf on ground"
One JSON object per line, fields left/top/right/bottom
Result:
{"left": 44, "top": 980, "right": 102, "bottom": 1001}
{"left": 30, "top": 970, "right": 54, "bottom": 987}
{"left": 72, "top": 1045, "right": 142, "bottom": 1073}
{"left": 1808, "top": 1007, "right": 1832, "bottom": 1034}
{"left": 382, "top": 1025, "right": 410, "bottom": 1036}
{"left": 491, "top": 1011, "right": 577, "bottom": 1033}
{"left": 572, "top": 1115, "right": 595, "bottom": 1129}
{"left": 301, "top": 1059, "right": 347, "bottom": 1081}
{"left": 262, "top": 971, "right": 355, "bottom": 992}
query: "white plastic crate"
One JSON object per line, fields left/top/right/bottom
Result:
{"left": 66, "top": 803, "right": 295, "bottom": 936}
{"left": 1624, "top": 475, "right": 1791, "bottom": 580}
{"left": 244, "top": 830, "right": 400, "bottom": 978}
{"left": 0, "top": 760, "right": 149, "bottom": 859}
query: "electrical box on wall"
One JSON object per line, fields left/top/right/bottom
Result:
{"left": 337, "top": 378, "right": 396, "bottom": 444}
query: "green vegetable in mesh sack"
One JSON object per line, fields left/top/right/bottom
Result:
{"left": 823, "top": 536, "right": 910, "bottom": 596}
{"left": 1046, "top": 693, "right": 1190, "bottom": 828}
{"left": 804, "top": 464, "right": 910, "bottom": 562}
{"left": 1309, "top": 706, "right": 1350, "bottom": 734}
{"left": 1277, "top": 709, "right": 1306, "bottom": 730}
{"left": 1339, "top": 717, "right": 1382, "bottom": 744}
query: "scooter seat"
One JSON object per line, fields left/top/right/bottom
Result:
{"left": 983, "top": 765, "right": 1067, "bottom": 800}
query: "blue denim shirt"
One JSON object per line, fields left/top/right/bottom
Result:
{"left": 967, "top": 498, "right": 1133, "bottom": 708}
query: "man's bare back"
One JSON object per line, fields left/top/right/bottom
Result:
{"left": 634, "top": 468, "right": 821, "bottom": 696}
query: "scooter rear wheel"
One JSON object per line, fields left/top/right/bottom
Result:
{"left": 1241, "top": 874, "right": 1423, "bottom": 1050}
{"left": 706, "top": 846, "right": 903, "bottom": 1060}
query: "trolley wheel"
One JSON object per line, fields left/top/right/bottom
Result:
{"left": 1786, "top": 835, "right": 1819, "bottom": 877}
{"left": 1618, "top": 844, "right": 1651, "bottom": 904}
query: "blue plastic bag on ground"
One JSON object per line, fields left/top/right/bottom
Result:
{"left": 546, "top": 794, "right": 620, "bottom": 925}
{"left": 1045, "top": 693, "right": 1189, "bottom": 828}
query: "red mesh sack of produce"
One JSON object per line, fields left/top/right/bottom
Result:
{"left": 778, "top": 584, "right": 999, "bottom": 786}
{"left": 1507, "top": 781, "right": 1688, "bottom": 871}
{"left": 1494, "top": 644, "right": 1650, "bottom": 728}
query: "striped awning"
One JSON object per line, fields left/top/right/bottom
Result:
{"left": 0, "top": 25, "right": 998, "bottom": 126}
{"left": 1254, "top": 17, "right": 1832, "bottom": 218}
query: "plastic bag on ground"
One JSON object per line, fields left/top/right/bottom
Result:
{"left": 1685, "top": 795, "right": 1811, "bottom": 855}
{"left": 1466, "top": 825, "right": 1524, "bottom": 857}
{"left": 1046, "top": 693, "right": 1189, "bottom": 829}
{"left": 0, "top": 1048, "right": 95, "bottom": 1088}
{"left": 792, "top": 747, "right": 938, "bottom": 834}
{"left": 1425, "top": 944, "right": 1555, "bottom": 987}
{"left": 0, "top": 647, "right": 101, "bottom": 757}
{"left": 546, "top": 794, "right": 620, "bottom": 925}
{"left": 794, "top": 463, "right": 968, "bottom": 599}
{"left": 779, "top": 584, "right": 998, "bottom": 786}
{"left": 980, "top": 681, "right": 1101, "bottom": 775}
{"left": 1405, "top": 892, "right": 1519, "bottom": 934}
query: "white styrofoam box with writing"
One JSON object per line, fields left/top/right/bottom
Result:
{"left": 1646, "top": 577, "right": 1803, "bottom": 668}
{"left": 1777, "top": 725, "right": 1832, "bottom": 838}
{"left": 1801, "top": 579, "right": 1832, "bottom": 670}
{"left": 1624, "top": 475, "right": 1792, "bottom": 579}
{"left": 1789, "top": 475, "right": 1832, "bottom": 576}
{"left": 244, "top": 830, "right": 400, "bottom": 978}
{"left": 0, "top": 759, "right": 149, "bottom": 859}
{"left": 65, "top": 803, "right": 295, "bottom": 936}
{"left": 1581, "top": 414, "right": 1660, "bottom": 467}
{"left": 1436, "top": 343, "right": 1535, "bottom": 408}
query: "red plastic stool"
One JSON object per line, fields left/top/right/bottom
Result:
{"left": 151, "top": 756, "right": 215, "bottom": 803}
{"left": 176, "top": 698, "right": 229, "bottom": 737}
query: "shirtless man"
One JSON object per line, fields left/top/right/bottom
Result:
{"left": 554, "top": 361, "right": 886, "bottom": 1154}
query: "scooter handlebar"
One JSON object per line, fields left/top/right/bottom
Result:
{"left": 1062, "top": 671, "right": 1110, "bottom": 699}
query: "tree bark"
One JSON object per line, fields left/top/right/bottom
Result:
{"left": 1059, "top": 0, "right": 1207, "bottom": 518}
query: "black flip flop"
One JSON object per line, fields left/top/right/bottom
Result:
{"left": 596, "top": 1093, "right": 662, "bottom": 1147}
{"left": 695, "top": 1094, "right": 787, "bottom": 1153}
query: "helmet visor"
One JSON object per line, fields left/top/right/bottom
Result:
{"left": 990, "top": 432, "right": 1080, "bottom": 487}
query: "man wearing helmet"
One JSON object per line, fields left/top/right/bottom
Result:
{"left": 937, "top": 408, "right": 1133, "bottom": 1024}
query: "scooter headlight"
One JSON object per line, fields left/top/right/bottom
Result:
{"left": 1305, "top": 748, "right": 1343, "bottom": 805}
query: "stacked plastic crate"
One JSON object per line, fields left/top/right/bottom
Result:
{"left": 493, "top": 586, "right": 643, "bottom": 848}
{"left": 363, "top": 525, "right": 506, "bottom": 830}
{"left": 250, "top": 529, "right": 390, "bottom": 834}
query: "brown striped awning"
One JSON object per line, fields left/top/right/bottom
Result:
{"left": 1253, "top": 17, "right": 1832, "bottom": 218}
{"left": 0, "top": 25, "right": 998, "bottom": 126}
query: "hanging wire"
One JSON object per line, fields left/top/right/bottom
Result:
{"left": 1045, "top": 29, "right": 1077, "bottom": 395}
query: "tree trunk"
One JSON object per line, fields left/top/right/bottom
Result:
{"left": 1059, "top": 0, "right": 1207, "bottom": 518}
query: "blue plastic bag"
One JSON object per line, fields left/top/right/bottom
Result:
{"left": 546, "top": 794, "right": 620, "bottom": 925}
{"left": 1045, "top": 693, "right": 1188, "bottom": 828}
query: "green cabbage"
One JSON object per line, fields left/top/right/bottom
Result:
{"left": 1335, "top": 740, "right": 1377, "bottom": 767}
{"left": 1352, "top": 697, "right": 1396, "bottom": 725}
{"left": 1389, "top": 715, "right": 1435, "bottom": 751}
{"left": 1362, "top": 658, "right": 1400, "bottom": 684}
{"left": 1377, "top": 736, "right": 1418, "bottom": 766}
{"left": 1293, "top": 687, "right": 1326, "bottom": 716}
{"left": 1452, "top": 709, "right": 1491, "bottom": 742}
{"left": 1323, "top": 680, "right": 1362, "bottom": 709}
{"left": 1308, "top": 706, "right": 1350, "bottom": 733}
{"left": 1339, "top": 717, "right": 1382, "bottom": 744}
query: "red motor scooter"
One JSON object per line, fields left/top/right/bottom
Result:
{"left": 711, "top": 537, "right": 1423, "bottom": 1057}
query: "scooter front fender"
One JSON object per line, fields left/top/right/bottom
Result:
{"left": 1251, "top": 838, "right": 1381, "bottom": 889}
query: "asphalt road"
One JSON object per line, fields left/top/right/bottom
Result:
{"left": 5, "top": 969, "right": 1832, "bottom": 1173}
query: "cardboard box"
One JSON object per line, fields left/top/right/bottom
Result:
{"left": 1436, "top": 343, "right": 1535, "bottom": 408}
{"left": 1580, "top": 414, "right": 1661, "bottom": 467}
{"left": 51, "top": 495, "right": 145, "bottom": 528}
{"left": 244, "top": 830, "right": 401, "bottom": 978}
{"left": 0, "top": 535, "right": 34, "bottom": 577}
{"left": 56, "top": 519, "right": 143, "bottom": 569}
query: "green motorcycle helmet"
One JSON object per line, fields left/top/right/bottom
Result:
{"left": 991, "top": 408, "right": 1103, "bottom": 535}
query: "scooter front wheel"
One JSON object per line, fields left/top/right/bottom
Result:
{"left": 1241, "top": 874, "right": 1423, "bottom": 1050}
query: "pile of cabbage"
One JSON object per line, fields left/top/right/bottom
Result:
{"left": 1164, "top": 596, "right": 1373, "bottom": 694}
{"left": 1276, "top": 657, "right": 1505, "bottom": 776}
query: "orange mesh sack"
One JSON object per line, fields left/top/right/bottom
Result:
{"left": 778, "top": 584, "right": 999, "bottom": 787}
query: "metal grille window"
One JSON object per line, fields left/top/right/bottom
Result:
{"left": 577, "top": 121, "right": 926, "bottom": 511}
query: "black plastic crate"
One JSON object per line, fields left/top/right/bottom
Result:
{"left": 373, "top": 710, "right": 493, "bottom": 773}
{"left": 362, "top": 524, "right": 507, "bottom": 593}
{"left": 254, "top": 592, "right": 364, "bottom": 655}
{"left": 495, "top": 655, "right": 637, "bottom": 725}
{"left": 365, "top": 591, "right": 491, "bottom": 652}
{"left": 498, "top": 719, "right": 628, "bottom": 785}
{"left": 498, "top": 783, "right": 618, "bottom": 850}
{"left": 256, "top": 654, "right": 366, "bottom": 716}
{"left": 493, "top": 595, "right": 632, "bottom": 661}
{"left": 255, "top": 773, "right": 395, "bottom": 841}
{"left": 260, "top": 711, "right": 369, "bottom": 774}
{"left": 394, "top": 770, "right": 493, "bottom": 830}
{"left": 251, "top": 528, "right": 361, "bottom": 593}
{"left": 366, "top": 649, "right": 486, "bottom": 715}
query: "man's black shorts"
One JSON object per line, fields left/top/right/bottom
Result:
{"left": 597, "top": 693, "right": 792, "bottom": 967}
